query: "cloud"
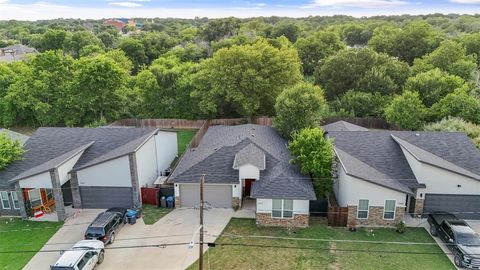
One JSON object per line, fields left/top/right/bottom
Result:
{"left": 450, "top": 0, "right": 480, "bottom": 3}
{"left": 33, "top": 1, "right": 67, "bottom": 8}
{"left": 306, "top": 0, "right": 409, "bottom": 8}
{"left": 108, "top": 2, "right": 143, "bottom": 7}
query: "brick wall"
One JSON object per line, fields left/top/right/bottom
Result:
{"left": 232, "top": 197, "right": 240, "bottom": 210}
{"left": 256, "top": 213, "right": 309, "bottom": 228}
{"left": 413, "top": 199, "right": 424, "bottom": 217}
{"left": 347, "top": 206, "right": 405, "bottom": 227}
{"left": 174, "top": 196, "right": 180, "bottom": 208}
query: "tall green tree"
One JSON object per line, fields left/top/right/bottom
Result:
{"left": 40, "top": 29, "right": 67, "bottom": 51}
{"left": 331, "top": 90, "right": 392, "bottom": 118}
{"left": 118, "top": 38, "right": 148, "bottom": 72}
{"left": 430, "top": 88, "right": 480, "bottom": 124}
{"left": 424, "top": 117, "right": 480, "bottom": 149}
{"left": 288, "top": 128, "right": 334, "bottom": 197}
{"left": 459, "top": 33, "right": 480, "bottom": 66}
{"left": 192, "top": 38, "right": 302, "bottom": 118}
{"left": 385, "top": 91, "right": 428, "bottom": 130}
{"left": 341, "top": 24, "right": 372, "bottom": 46}
{"left": 63, "top": 31, "right": 103, "bottom": 58}
{"left": 413, "top": 40, "right": 477, "bottom": 80}
{"left": 404, "top": 69, "right": 468, "bottom": 106}
{"left": 295, "top": 31, "right": 346, "bottom": 75}
{"left": 273, "top": 83, "right": 327, "bottom": 138}
{"left": 0, "top": 133, "right": 25, "bottom": 170}
{"left": 315, "top": 48, "right": 410, "bottom": 99}
{"left": 271, "top": 22, "right": 300, "bottom": 43}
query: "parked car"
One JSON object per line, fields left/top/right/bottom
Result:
{"left": 50, "top": 240, "right": 104, "bottom": 270}
{"left": 106, "top": 207, "right": 128, "bottom": 222}
{"left": 85, "top": 209, "right": 125, "bottom": 244}
{"left": 428, "top": 212, "right": 480, "bottom": 268}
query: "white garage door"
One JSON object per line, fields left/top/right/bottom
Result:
{"left": 179, "top": 184, "right": 232, "bottom": 208}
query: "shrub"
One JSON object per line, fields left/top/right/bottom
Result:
{"left": 424, "top": 117, "right": 480, "bottom": 149}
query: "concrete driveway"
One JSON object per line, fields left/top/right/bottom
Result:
{"left": 23, "top": 209, "right": 105, "bottom": 270}
{"left": 99, "top": 208, "right": 234, "bottom": 270}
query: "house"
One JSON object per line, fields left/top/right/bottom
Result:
{"left": 0, "top": 127, "right": 177, "bottom": 221}
{"left": 325, "top": 121, "right": 480, "bottom": 227}
{"left": 0, "top": 44, "right": 38, "bottom": 63}
{"left": 322, "top": 120, "right": 368, "bottom": 132}
{"left": 169, "top": 124, "right": 316, "bottom": 227}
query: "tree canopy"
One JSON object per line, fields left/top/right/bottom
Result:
{"left": 0, "top": 133, "right": 25, "bottom": 170}
{"left": 384, "top": 91, "right": 428, "bottom": 130}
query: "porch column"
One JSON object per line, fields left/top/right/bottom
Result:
{"left": 70, "top": 171, "right": 82, "bottom": 208}
{"left": 128, "top": 153, "right": 141, "bottom": 208}
{"left": 14, "top": 182, "right": 27, "bottom": 219}
{"left": 50, "top": 169, "right": 66, "bottom": 221}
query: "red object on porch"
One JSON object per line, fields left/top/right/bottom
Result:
{"left": 34, "top": 210, "right": 44, "bottom": 218}
{"left": 141, "top": 187, "right": 160, "bottom": 206}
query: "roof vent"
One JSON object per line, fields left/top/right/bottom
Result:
{"left": 251, "top": 134, "right": 255, "bottom": 137}
{"left": 415, "top": 133, "right": 420, "bottom": 136}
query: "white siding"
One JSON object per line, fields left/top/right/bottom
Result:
{"left": 77, "top": 156, "right": 131, "bottom": 187}
{"left": 239, "top": 164, "right": 260, "bottom": 183}
{"left": 256, "top": 198, "right": 309, "bottom": 215}
{"left": 232, "top": 182, "right": 241, "bottom": 198}
{"left": 136, "top": 136, "right": 158, "bottom": 188}
{"left": 401, "top": 147, "right": 480, "bottom": 199}
{"left": 155, "top": 131, "right": 177, "bottom": 173}
{"left": 19, "top": 171, "right": 52, "bottom": 189}
{"left": 335, "top": 164, "right": 406, "bottom": 207}
{"left": 57, "top": 150, "right": 86, "bottom": 186}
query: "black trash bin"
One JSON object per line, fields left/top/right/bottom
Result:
{"left": 127, "top": 215, "right": 137, "bottom": 225}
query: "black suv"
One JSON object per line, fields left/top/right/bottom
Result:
{"left": 84, "top": 208, "right": 127, "bottom": 244}
{"left": 428, "top": 213, "right": 480, "bottom": 269}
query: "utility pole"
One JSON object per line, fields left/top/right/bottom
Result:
{"left": 199, "top": 174, "right": 205, "bottom": 270}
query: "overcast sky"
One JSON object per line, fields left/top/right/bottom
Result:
{"left": 0, "top": 0, "right": 479, "bottom": 20}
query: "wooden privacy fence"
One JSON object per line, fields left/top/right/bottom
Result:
{"left": 327, "top": 206, "right": 348, "bottom": 226}
{"left": 141, "top": 187, "right": 160, "bottom": 206}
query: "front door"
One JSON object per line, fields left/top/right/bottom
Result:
{"left": 244, "top": 179, "right": 255, "bottom": 197}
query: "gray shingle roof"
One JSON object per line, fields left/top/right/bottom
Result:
{"left": 233, "top": 143, "right": 265, "bottom": 170}
{"left": 169, "top": 124, "right": 316, "bottom": 200}
{"left": 322, "top": 121, "right": 368, "bottom": 132}
{"left": 0, "top": 44, "right": 38, "bottom": 63}
{"left": 0, "top": 127, "right": 158, "bottom": 188}
{"left": 0, "top": 129, "right": 30, "bottom": 144}
{"left": 328, "top": 130, "right": 480, "bottom": 194}
{"left": 391, "top": 132, "right": 480, "bottom": 180}
{"left": 327, "top": 131, "right": 420, "bottom": 194}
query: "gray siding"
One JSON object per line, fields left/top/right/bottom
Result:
{"left": 424, "top": 194, "right": 480, "bottom": 220}
{"left": 0, "top": 190, "right": 21, "bottom": 216}
{"left": 180, "top": 184, "right": 232, "bottom": 208}
{"left": 80, "top": 186, "right": 133, "bottom": 209}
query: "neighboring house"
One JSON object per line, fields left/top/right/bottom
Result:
{"left": 103, "top": 19, "right": 126, "bottom": 32}
{"left": 0, "top": 128, "right": 30, "bottom": 144}
{"left": 322, "top": 120, "right": 368, "bottom": 132}
{"left": 0, "top": 44, "right": 38, "bottom": 63}
{"left": 0, "top": 127, "right": 177, "bottom": 221}
{"left": 325, "top": 121, "right": 480, "bottom": 227}
{"left": 169, "top": 124, "right": 316, "bottom": 227}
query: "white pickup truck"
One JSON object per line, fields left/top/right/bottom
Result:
{"left": 50, "top": 240, "right": 105, "bottom": 270}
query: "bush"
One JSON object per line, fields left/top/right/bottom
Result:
{"left": 424, "top": 117, "right": 480, "bottom": 149}
{"left": 0, "top": 133, "right": 25, "bottom": 170}
{"left": 331, "top": 90, "right": 391, "bottom": 118}
{"left": 430, "top": 88, "right": 480, "bottom": 124}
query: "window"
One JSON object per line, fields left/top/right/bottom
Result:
{"left": 357, "top": 199, "right": 369, "bottom": 219}
{"left": 383, "top": 200, "right": 396, "bottom": 220}
{"left": 11, "top": 192, "right": 20, "bottom": 209}
{"left": 46, "top": 189, "right": 53, "bottom": 201}
{"left": 28, "top": 189, "right": 42, "bottom": 208}
{"left": 0, "top": 191, "right": 10, "bottom": 209}
{"left": 272, "top": 199, "right": 294, "bottom": 218}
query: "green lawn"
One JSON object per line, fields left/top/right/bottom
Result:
{"left": 141, "top": 204, "right": 173, "bottom": 225}
{"left": 177, "top": 130, "right": 197, "bottom": 155}
{"left": 188, "top": 218, "right": 454, "bottom": 270}
{"left": 0, "top": 218, "right": 62, "bottom": 270}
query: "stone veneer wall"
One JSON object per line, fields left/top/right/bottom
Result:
{"left": 413, "top": 199, "right": 424, "bottom": 217}
{"left": 174, "top": 196, "right": 180, "bottom": 208}
{"left": 256, "top": 213, "right": 309, "bottom": 228}
{"left": 347, "top": 206, "right": 405, "bottom": 227}
{"left": 232, "top": 197, "right": 240, "bottom": 210}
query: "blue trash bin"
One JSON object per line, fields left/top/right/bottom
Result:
{"left": 166, "top": 196, "right": 174, "bottom": 208}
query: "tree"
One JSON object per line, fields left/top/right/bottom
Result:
{"left": 295, "top": 31, "right": 346, "bottom": 75}
{"left": 271, "top": 22, "right": 300, "bottom": 43}
{"left": 459, "top": 33, "right": 480, "bottom": 66}
{"left": 332, "top": 90, "right": 392, "bottom": 118}
{"left": 97, "top": 31, "right": 117, "bottom": 48}
{"left": 141, "top": 32, "right": 177, "bottom": 63}
{"left": 341, "top": 24, "right": 372, "bottom": 46}
{"left": 0, "top": 133, "right": 25, "bottom": 170}
{"left": 404, "top": 69, "right": 468, "bottom": 106}
{"left": 65, "top": 55, "right": 130, "bottom": 126}
{"left": 200, "top": 17, "right": 241, "bottom": 42}
{"left": 118, "top": 38, "right": 147, "bottom": 72}
{"left": 192, "top": 39, "right": 302, "bottom": 118}
{"left": 385, "top": 91, "right": 428, "bottom": 130}
{"left": 315, "top": 48, "right": 410, "bottom": 99}
{"left": 288, "top": 128, "right": 334, "bottom": 197}
{"left": 430, "top": 88, "right": 480, "bottom": 124}
{"left": 424, "top": 117, "right": 480, "bottom": 149}
{"left": 40, "top": 29, "right": 67, "bottom": 51}
{"left": 368, "top": 21, "right": 443, "bottom": 64}
{"left": 273, "top": 83, "right": 327, "bottom": 138}
{"left": 133, "top": 55, "right": 199, "bottom": 119}
{"left": 413, "top": 40, "right": 477, "bottom": 80}
{"left": 63, "top": 31, "right": 103, "bottom": 58}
